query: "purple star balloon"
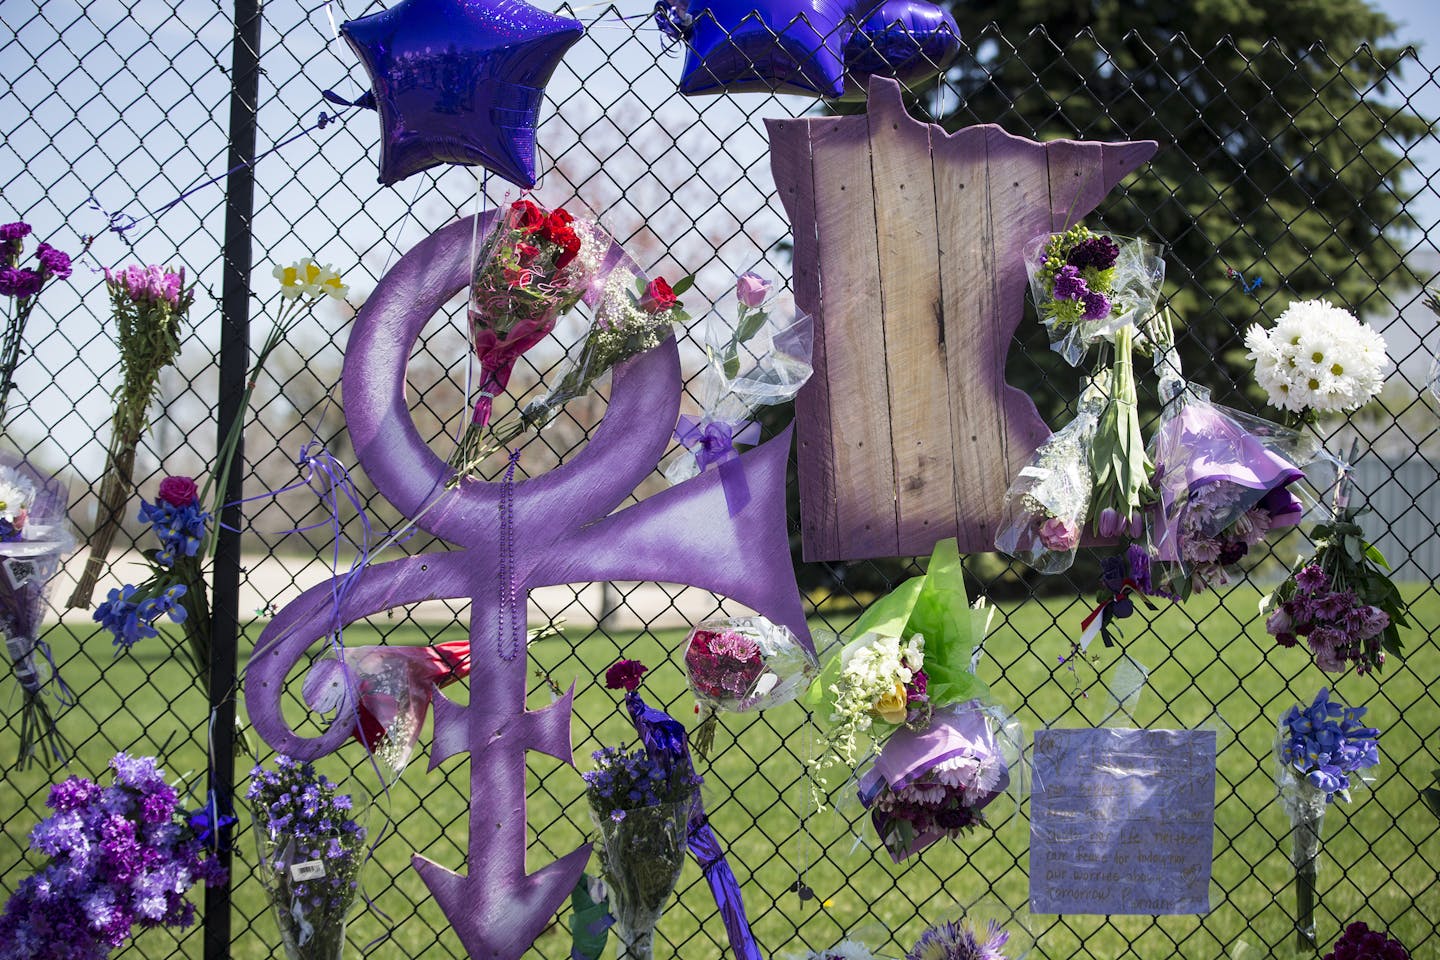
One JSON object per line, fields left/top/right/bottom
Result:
{"left": 678, "top": 0, "right": 850, "bottom": 97}
{"left": 246, "top": 214, "right": 810, "bottom": 960}
{"left": 342, "top": 0, "right": 583, "bottom": 187}
{"left": 671, "top": 0, "right": 961, "bottom": 99}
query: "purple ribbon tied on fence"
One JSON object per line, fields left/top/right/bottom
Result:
{"left": 623, "top": 690, "right": 762, "bottom": 960}
{"left": 675, "top": 415, "right": 760, "bottom": 515}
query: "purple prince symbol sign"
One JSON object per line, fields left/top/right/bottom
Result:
{"left": 245, "top": 215, "right": 811, "bottom": 960}
{"left": 1030, "top": 728, "right": 1216, "bottom": 915}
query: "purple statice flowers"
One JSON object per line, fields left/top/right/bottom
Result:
{"left": 1279, "top": 688, "right": 1379, "bottom": 803}
{"left": 905, "top": 918, "right": 1012, "bottom": 960}
{"left": 93, "top": 582, "right": 189, "bottom": 649}
{"left": 0, "top": 753, "right": 225, "bottom": 960}
{"left": 1267, "top": 564, "right": 1391, "bottom": 674}
{"left": 583, "top": 746, "right": 699, "bottom": 822}
{"left": 137, "top": 495, "right": 210, "bottom": 568}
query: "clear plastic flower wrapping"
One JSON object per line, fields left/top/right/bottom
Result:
{"left": 664, "top": 293, "right": 814, "bottom": 485}
{"left": 682, "top": 614, "right": 820, "bottom": 713}
{"left": 1023, "top": 231, "right": 1165, "bottom": 367}
{"left": 994, "top": 377, "right": 1107, "bottom": 574}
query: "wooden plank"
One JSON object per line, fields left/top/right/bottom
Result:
{"left": 809, "top": 114, "right": 899, "bottom": 558}
{"left": 769, "top": 76, "right": 1158, "bottom": 561}
{"left": 865, "top": 81, "right": 957, "bottom": 556}
{"left": 767, "top": 117, "right": 839, "bottom": 560}
{"left": 1045, "top": 138, "right": 1108, "bottom": 231}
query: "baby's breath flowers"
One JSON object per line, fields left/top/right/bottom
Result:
{"left": 1244, "top": 298, "right": 1388, "bottom": 422}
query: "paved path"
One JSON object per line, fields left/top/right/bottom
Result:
{"left": 55, "top": 550, "right": 742, "bottom": 632}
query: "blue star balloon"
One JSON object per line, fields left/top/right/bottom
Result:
{"left": 840, "top": 0, "right": 961, "bottom": 99}
{"left": 667, "top": 0, "right": 960, "bottom": 100}
{"left": 342, "top": 0, "right": 583, "bottom": 187}
{"left": 677, "top": 0, "right": 851, "bottom": 97}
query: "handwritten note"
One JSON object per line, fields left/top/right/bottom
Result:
{"left": 1029, "top": 728, "right": 1216, "bottom": 915}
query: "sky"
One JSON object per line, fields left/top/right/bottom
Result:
{"left": 1, "top": 0, "right": 1438, "bottom": 478}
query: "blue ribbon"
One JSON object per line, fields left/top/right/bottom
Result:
{"left": 623, "top": 691, "right": 762, "bottom": 960}
{"left": 652, "top": 0, "right": 695, "bottom": 43}
{"left": 674, "top": 415, "right": 760, "bottom": 517}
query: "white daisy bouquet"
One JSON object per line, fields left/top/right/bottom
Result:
{"left": 1244, "top": 298, "right": 1388, "bottom": 425}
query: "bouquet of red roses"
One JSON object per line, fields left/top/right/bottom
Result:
{"left": 465, "top": 199, "right": 600, "bottom": 432}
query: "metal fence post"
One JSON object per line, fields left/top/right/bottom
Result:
{"left": 205, "top": 1, "right": 262, "bottom": 957}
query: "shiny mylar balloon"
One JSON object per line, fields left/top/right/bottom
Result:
{"left": 342, "top": 0, "right": 583, "bottom": 187}
{"left": 677, "top": 0, "right": 850, "bottom": 97}
{"left": 840, "top": 0, "right": 961, "bottom": 99}
{"left": 670, "top": 0, "right": 960, "bottom": 100}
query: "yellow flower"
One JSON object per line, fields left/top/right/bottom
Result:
{"left": 318, "top": 270, "right": 348, "bottom": 300}
{"left": 872, "top": 680, "right": 909, "bottom": 725}
{"left": 273, "top": 258, "right": 347, "bottom": 302}
{"left": 273, "top": 261, "right": 303, "bottom": 300}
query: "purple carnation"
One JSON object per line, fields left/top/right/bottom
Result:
{"left": 48, "top": 777, "right": 103, "bottom": 813}
{"left": 0, "top": 222, "right": 31, "bottom": 242}
{"left": 1051, "top": 264, "right": 1088, "bottom": 301}
{"left": 1066, "top": 234, "right": 1120, "bottom": 271}
{"left": 0, "top": 266, "right": 43, "bottom": 299}
{"left": 35, "top": 242, "right": 72, "bottom": 280}
{"left": 1080, "top": 289, "right": 1112, "bottom": 321}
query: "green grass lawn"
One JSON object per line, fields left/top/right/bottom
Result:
{"left": 2, "top": 587, "right": 1436, "bottom": 959}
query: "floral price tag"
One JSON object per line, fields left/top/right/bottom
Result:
{"left": 289, "top": 860, "right": 326, "bottom": 882}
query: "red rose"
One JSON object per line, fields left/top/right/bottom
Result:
{"left": 552, "top": 228, "right": 582, "bottom": 271}
{"left": 604, "top": 659, "right": 648, "bottom": 692}
{"left": 157, "top": 475, "right": 199, "bottom": 507}
{"left": 515, "top": 242, "right": 540, "bottom": 263}
{"left": 511, "top": 199, "right": 546, "bottom": 234}
{"left": 503, "top": 266, "right": 534, "bottom": 289}
{"left": 638, "top": 277, "right": 677, "bottom": 314}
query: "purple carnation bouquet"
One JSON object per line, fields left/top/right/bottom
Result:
{"left": 0, "top": 220, "right": 73, "bottom": 424}
{"left": 1024, "top": 225, "right": 1164, "bottom": 366}
{"left": 1325, "top": 922, "right": 1409, "bottom": 960}
{"left": 0, "top": 753, "right": 226, "bottom": 960}
{"left": 248, "top": 757, "right": 368, "bottom": 960}
{"left": 1147, "top": 321, "right": 1313, "bottom": 599}
{"left": 0, "top": 455, "right": 76, "bottom": 767}
{"left": 1275, "top": 689, "right": 1380, "bottom": 950}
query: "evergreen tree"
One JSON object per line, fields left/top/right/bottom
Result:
{"left": 941, "top": 1, "right": 1427, "bottom": 419}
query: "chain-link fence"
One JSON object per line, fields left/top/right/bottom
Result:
{"left": 2, "top": 2, "right": 1438, "bottom": 958}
